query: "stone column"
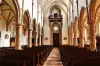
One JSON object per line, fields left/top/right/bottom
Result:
{"left": 69, "top": 27, "right": 71, "bottom": 46}
{"left": 90, "top": 24, "right": 96, "bottom": 51}
{"left": 15, "top": 24, "right": 22, "bottom": 50}
{"left": 69, "top": 35, "right": 71, "bottom": 45}
{"left": 35, "top": 24, "right": 38, "bottom": 46}
{"left": 79, "top": 28, "right": 84, "bottom": 48}
{"left": 69, "top": 34, "right": 70, "bottom": 45}
{"left": 38, "top": 27, "right": 41, "bottom": 46}
{"left": 70, "top": 33, "right": 72, "bottom": 45}
{"left": 99, "top": 23, "right": 100, "bottom": 36}
{"left": 71, "top": 26, "right": 73, "bottom": 46}
{"left": 28, "top": 30, "right": 32, "bottom": 48}
{"left": 39, "top": 34, "right": 41, "bottom": 46}
{"left": 33, "top": 31, "right": 36, "bottom": 46}
{"left": 68, "top": 30, "right": 70, "bottom": 45}
{"left": 74, "top": 33, "right": 77, "bottom": 46}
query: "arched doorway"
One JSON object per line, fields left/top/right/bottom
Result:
{"left": 51, "top": 22, "right": 62, "bottom": 47}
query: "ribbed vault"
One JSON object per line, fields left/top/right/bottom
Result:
{"left": 0, "top": 0, "right": 19, "bottom": 31}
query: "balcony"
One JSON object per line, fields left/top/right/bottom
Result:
{"left": 48, "top": 15, "right": 63, "bottom": 22}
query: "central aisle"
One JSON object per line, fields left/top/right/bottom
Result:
{"left": 43, "top": 48, "right": 63, "bottom": 66}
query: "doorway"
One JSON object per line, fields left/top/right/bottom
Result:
{"left": 53, "top": 33, "right": 59, "bottom": 47}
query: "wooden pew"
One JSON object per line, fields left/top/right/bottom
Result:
{"left": 0, "top": 45, "right": 53, "bottom": 66}
{"left": 59, "top": 45, "right": 100, "bottom": 66}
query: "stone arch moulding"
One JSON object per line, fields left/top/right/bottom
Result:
{"left": 44, "top": 2, "right": 68, "bottom": 17}
{"left": 50, "top": 22, "right": 62, "bottom": 46}
{"left": 79, "top": 6, "right": 86, "bottom": 29}
{"left": 89, "top": 0, "right": 100, "bottom": 51}
{"left": 42, "top": 0, "right": 68, "bottom": 12}
{"left": 23, "top": 10, "right": 31, "bottom": 35}
{"left": 50, "top": 5, "right": 61, "bottom": 15}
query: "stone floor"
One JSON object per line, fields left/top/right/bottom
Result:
{"left": 43, "top": 48, "right": 63, "bottom": 66}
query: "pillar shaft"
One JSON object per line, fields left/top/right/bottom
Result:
{"left": 28, "top": 30, "right": 32, "bottom": 48}
{"left": 71, "top": 34, "right": 73, "bottom": 45}
{"left": 15, "top": 24, "right": 22, "bottom": 50}
{"left": 68, "top": 36, "right": 69, "bottom": 45}
{"left": 69, "top": 34, "right": 71, "bottom": 45}
{"left": 32, "top": 31, "right": 36, "bottom": 46}
{"left": 71, "top": 28, "right": 73, "bottom": 46}
{"left": 74, "top": 33, "right": 77, "bottom": 46}
{"left": 69, "top": 29, "right": 72, "bottom": 46}
{"left": 34, "top": 36, "right": 36, "bottom": 46}
{"left": 35, "top": 24, "right": 38, "bottom": 46}
{"left": 39, "top": 34, "right": 41, "bottom": 46}
{"left": 90, "top": 25, "right": 96, "bottom": 51}
{"left": 79, "top": 29, "right": 84, "bottom": 48}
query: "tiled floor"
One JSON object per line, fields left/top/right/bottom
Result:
{"left": 43, "top": 48, "right": 63, "bottom": 66}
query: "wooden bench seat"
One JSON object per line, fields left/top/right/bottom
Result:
{"left": 0, "top": 45, "right": 53, "bottom": 66}
{"left": 59, "top": 45, "right": 100, "bottom": 66}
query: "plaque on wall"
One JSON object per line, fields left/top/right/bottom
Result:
{"left": 45, "top": 37, "right": 48, "bottom": 40}
{"left": 64, "top": 37, "right": 67, "bottom": 40}
{"left": 5, "top": 34, "right": 9, "bottom": 39}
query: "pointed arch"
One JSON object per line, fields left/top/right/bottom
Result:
{"left": 0, "top": 0, "right": 20, "bottom": 31}
{"left": 23, "top": 10, "right": 31, "bottom": 34}
{"left": 79, "top": 7, "right": 86, "bottom": 28}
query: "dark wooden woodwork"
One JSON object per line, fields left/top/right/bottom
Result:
{"left": 0, "top": 45, "right": 53, "bottom": 66}
{"left": 48, "top": 13, "right": 63, "bottom": 22}
{"left": 59, "top": 45, "right": 100, "bottom": 66}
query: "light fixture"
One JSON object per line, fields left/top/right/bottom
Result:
{"left": 53, "top": 26, "right": 59, "bottom": 31}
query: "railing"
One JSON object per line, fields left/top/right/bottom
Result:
{"left": 48, "top": 15, "right": 63, "bottom": 19}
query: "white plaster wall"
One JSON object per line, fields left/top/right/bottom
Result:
{"left": 0, "top": 31, "right": 28, "bottom": 47}
{"left": 52, "top": 9, "right": 59, "bottom": 15}
{"left": 0, "top": 30, "right": 10, "bottom": 47}
{"left": 61, "top": 10, "right": 68, "bottom": 45}
{"left": 21, "top": 34, "right": 28, "bottom": 45}
{"left": 43, "top": 9, "right": 51, "bottom": 45}
{"left": 0, "top": 20, "right": 10, "bottom": 47}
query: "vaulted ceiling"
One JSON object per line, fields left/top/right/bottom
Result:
{"left": 39, "top": 0, "right": 72, "bottom": 15}
{"left": 0, "top": 0, "right": 19, "bottom": 30}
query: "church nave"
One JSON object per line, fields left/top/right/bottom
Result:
{"left": 0, "top": 0, "right": 100, "bottom": 66}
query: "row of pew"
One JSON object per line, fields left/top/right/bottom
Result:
{"left": 59, "top": 45, "right": 100, "bottom": 66}
{"left": 0, "top": 45, "right": 53, "bottom": 66}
